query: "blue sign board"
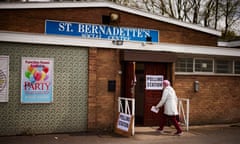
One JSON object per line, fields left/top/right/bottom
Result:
{"left": 45, "top": 20, "right": 159, "bottom": 43}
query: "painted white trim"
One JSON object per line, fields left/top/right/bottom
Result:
{"left": 0, "top": 1, "right": 221, "bottom": 36}
{"left": 175, "top": 72, "right": 240, "bottom": 77}
{"left": 218, "top": 41, "right": 240, "bottom": 48}
{"left": 0, "top": 31, "right": 239, "bottom": 57}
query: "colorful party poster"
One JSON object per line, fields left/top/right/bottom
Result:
{"left": 21, "top": 57, "right": 54, "bottom": 103}
{"left": 0, "top": 56, "right": 9, "bottom": 102}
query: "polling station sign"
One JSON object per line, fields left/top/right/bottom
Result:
{"left": 146, "top": 75, "right": 163, "bottom": 90}
{"left": 115, "top": 112, "right": 133, "bottom": 137}
{"left": 45, "top": 20, "right": 159, "bottom": 43}
{"left": 117, "top": 113, "right": 132, "bottom": 132}
{"left": 21, "top": 57, "right": 54, "bottom": 103}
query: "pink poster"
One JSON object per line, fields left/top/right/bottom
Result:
{"left": 21, "top": 57, "right": 54, "bottom": 103}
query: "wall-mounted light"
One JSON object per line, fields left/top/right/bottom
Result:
{"left": 194, "top": 81, "right": 199, "bottom": 92}
{"left": 112, "top": 40, "right": 123, "bottom": 45}
{"left": 102, "top": 13, "right": 120, "bottom": 25}
{"left": 118, "top": 70, "right": 122, "bottom": 75}
{"left": 110, "top": 13, "right": 120, "bottom": 24}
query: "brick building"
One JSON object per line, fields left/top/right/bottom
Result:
{"left": 0, "top": 1, "right": 240, "bottom": 136}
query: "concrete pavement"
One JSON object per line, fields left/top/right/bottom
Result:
{"left": 0, "top": 123, "right": 240, "bottom": 144}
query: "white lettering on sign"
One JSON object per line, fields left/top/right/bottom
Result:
{"left": 58, "top": 22, "right": 73, "bottom": 32}
{"left": 45, "top": 20, "right": 159, "bottom": 43}
{"left": 77, "top": 23, "right": 151, "bottom": 38}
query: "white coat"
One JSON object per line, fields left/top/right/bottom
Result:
{"left": 156, "top": 86, "right": 179, "bottom": 116}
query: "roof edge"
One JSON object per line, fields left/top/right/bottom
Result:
{"left": 218, "top": 40, "right": 240, "bottom": 48}
{"left": 0, "top": 1, "right": 222, "bottom": 37}
{"left": 0, "top": 31, "right": 238, "bottom": 57}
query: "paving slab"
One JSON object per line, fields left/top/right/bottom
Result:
{"left": 0, "top": 124, "right": 240, "bottom": 144}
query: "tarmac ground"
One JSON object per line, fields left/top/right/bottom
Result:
{"left": 0, "top": 123, "right": 240, "bottom": 144}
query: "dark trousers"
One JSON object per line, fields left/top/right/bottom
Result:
{"left": 159, "top": 114, "right": 182, "bottom": 133}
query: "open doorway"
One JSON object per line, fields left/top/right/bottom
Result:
{"left": 120, "top": 50, "right": 176, "bottom": 127}
{"left": 122, "top": 62, "right": 170, "bottom": 126}
{"left": 135, "top": 63, "right": 145, "bottom": 125}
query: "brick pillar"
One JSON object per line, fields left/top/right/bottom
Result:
{"left": 88, "top": 48, "right": 97, "bottom": 130}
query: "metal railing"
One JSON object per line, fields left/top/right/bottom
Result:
{"left": 178, "top": 98, "right": 190, "bottom": 131}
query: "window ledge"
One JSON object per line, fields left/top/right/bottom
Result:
{"left": 175, "top": 72, "right": 240, "bottom": 76}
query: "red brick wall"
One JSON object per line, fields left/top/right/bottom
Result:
{"left": 0, "top": 7, "right": 218, "bottom": 46}
{"left": 175, "top": 75, "right": 240, "bottom": 125}
{"left": 88, "top": 48, "right": 98, "bottom": 130}
{"left": 88, "top": 48, "right": 121, "bottom": 130}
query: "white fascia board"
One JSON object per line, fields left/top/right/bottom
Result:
{"left": 0, "top": 31, "right": 239, "bottom": 57}
{"left": 218, "top": 41, "right": 240, "bottom": 48}
{"left": 0, "top": 2, "right": 221, "bottom": 37}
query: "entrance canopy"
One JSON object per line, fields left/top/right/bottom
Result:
{"left": 121, "top": 50, "right": 177, "bottom": 62}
